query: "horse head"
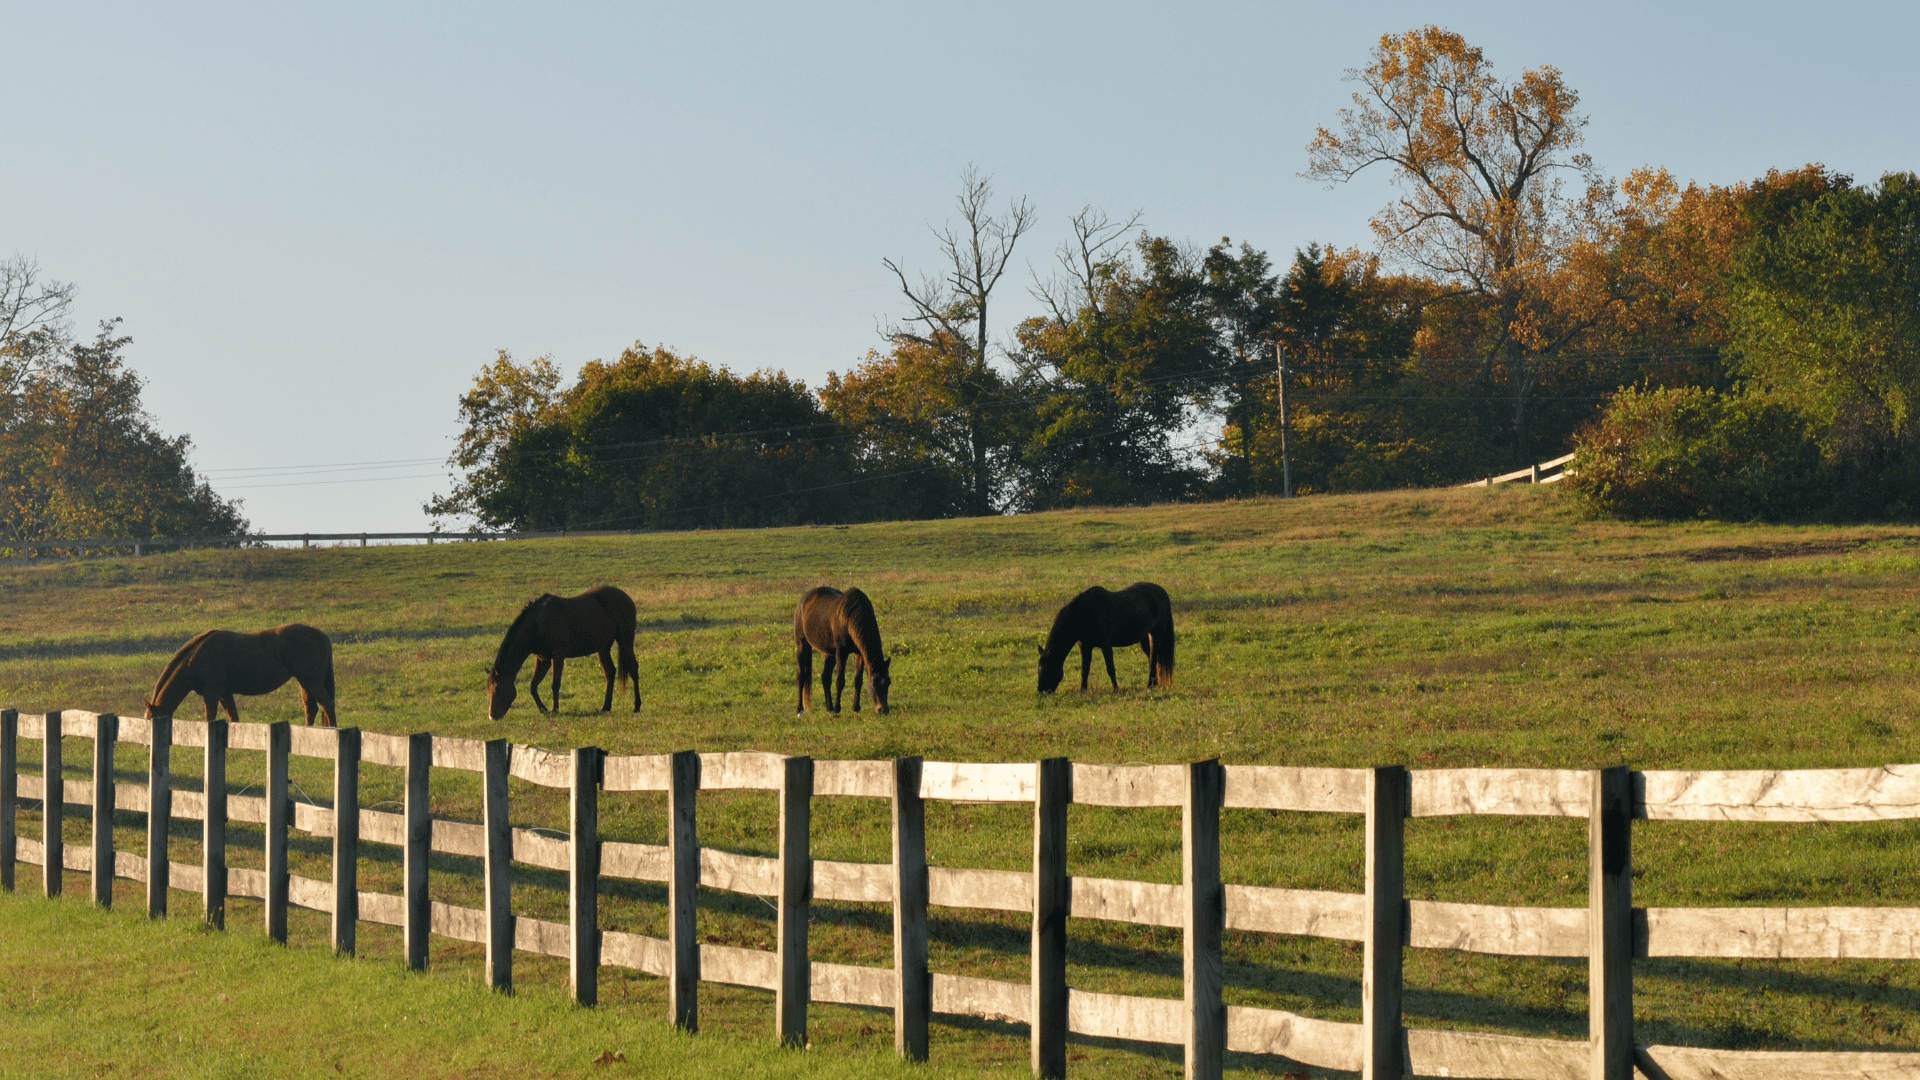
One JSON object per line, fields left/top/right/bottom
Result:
{"left": 485, "top": 666, "right": 517, "bottom": 721}
{"left": 1036, "top": 644, "right": 1065, "bottom": 693}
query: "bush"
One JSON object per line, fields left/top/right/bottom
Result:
{"left": 1567, "top": 386, "right": 1824, "bottom": 520}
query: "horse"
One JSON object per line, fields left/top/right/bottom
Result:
{"left": 486, "top": 586, "right": 640, "bottom": 721}
{"left": 1037, "top": 582, "right": 1175, "bottom": 693}
{"left": 794, "top": 586, "right": 891, "bottom": 715}
{"left": 145, "top": 624, "right": 338, "bottom": 726}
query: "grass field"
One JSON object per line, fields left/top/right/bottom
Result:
{"left": 3, "top": 485, "right": 1919, "bottom": 1077}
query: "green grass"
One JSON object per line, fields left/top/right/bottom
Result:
{"left": 3, "top": 485, "right": 1920, "bottom": 1076}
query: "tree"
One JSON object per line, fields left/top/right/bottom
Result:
{"left": 1306, "top": 26, "right": 1608, "bottom": 462}
{"left": 1732, "top": 172, "right": 1920, "bottom": 470}
{"left": 883, "top": 166, "right": 1037, "bottom": 514}
{"left": 817, "top": 340, "right": 983, "bottom": 520}
{"left": 0, "top": 321, "right": 248, "bottom": 542}
{"left": 430, "top": 343, "right": 868, "bottom": 531}
{"left": 1016, "top": 232, "right": 1219, "bottom": 508}
{"left": 1, "top": 254, "right": 77, "bottom": 396}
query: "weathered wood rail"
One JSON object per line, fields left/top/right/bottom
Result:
{"left": 1460, "top": 451, "right": 1577, "bottom": 488}
{"left": 3, "top": 708, "right": 1918, "bottom": 1080}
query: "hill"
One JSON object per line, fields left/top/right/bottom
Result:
{"left": 3, "top": 486, "right": 1919, "bottom": 1074}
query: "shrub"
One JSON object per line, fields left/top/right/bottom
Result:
{"left": 1567, "top": 386, "right": 1823, "bottom": 520}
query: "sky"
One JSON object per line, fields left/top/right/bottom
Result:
{"left": 8, "top": 1, "right": 1916, "bottom": 532}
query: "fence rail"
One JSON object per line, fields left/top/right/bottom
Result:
{"left": 3, "top": 707, "right": 1917, "bottom": 1080}
{"left": 1461, "top": 451, "right": 1577, "bottom": 489}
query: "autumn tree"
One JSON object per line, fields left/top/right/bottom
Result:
{"left": 883, "top": 166, "right": 1037, "bottom": 514}
{"left": 817, "top": 338, "right": 987, "bottom": 519}
{"left": 1, "top": 320, "right": 249, "bottom": 542}
{"left": 1306, "top": 26, "right": 1608, "bottom": 463}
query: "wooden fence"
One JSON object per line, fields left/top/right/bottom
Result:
{"left": 1460, "top": 452, "right": 1577, "bottom": 489}
{"left": 3, "top": 707, "right": 1918, "bottom": 1080}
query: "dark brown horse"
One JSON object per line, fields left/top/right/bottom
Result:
{"left": 1037, "top": 582, "right": 1174, "bottom": 693}
{"left": 486, "top": 586, "right": 640, "bottom": 720}
{"left": 146, "top": 624, "right": 338, "bottom": 725}
{"left": 794, "top": 586, "right": 891, "bottom": 715}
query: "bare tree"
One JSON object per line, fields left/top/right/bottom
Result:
{"left": 1, "top": 255, "right": 78, "bottom": 393}
{"left": 882, "top": 166, "right": 1038, "bottom": 513}
{"left": 1032, "top": 205, "right": 1143, "bottom": 333}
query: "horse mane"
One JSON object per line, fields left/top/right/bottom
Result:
{"left": 149, "top": 631, "right": 216, "bottom": 711}
{"left": 1042, "top": 588, "right": 1103, "bottom": 663}
{"left": 839, "top": 588, "right": 885, "bottom": 660}
{"left": 492, "top": 596, "right": 551, "bottom": 673}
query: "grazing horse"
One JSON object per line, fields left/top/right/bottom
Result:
{"left": 794, "top": 586, "right": 891, "bottom": 715}
{"left": 486, "top": 586, "right": 640, "bottom": 721}
{"left": 145, "top": 624, "right": 338, "bottom": 726}
{"left": 1037, "top": 582, "right": 1175, "bottom": 693}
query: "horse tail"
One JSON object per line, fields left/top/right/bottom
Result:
{"left": 593, "top": 587, "right": 641, "bottom": 689}
{"left": 1155, "top": 619, "right": 1175, "bottom": 688}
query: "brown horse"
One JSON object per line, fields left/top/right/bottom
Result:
{"left": 794, "top": 586, "right": 891, "bottom": 715}
{"left": 486, "top": 586, "right": 640, "bottom": 720}
{"left": 146, "top": 624, "right": 338, "bottom": 725}
{"left": 1037, "top": 582, "right": 1174, "bottom": 693}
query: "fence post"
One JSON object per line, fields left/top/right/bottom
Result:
{"left": 484, "top": 738, "right": 512, "bottom": 993}
{"left": 266, "top": 722, "right": 290, "bottom": 943}
{"left": 1185, "top": 759, "right": 1226, "bottom": 1080}
{"left": 669, "top": 750, "right": 701, "bottom": 1032}
{"left": 332, "top": 727, "right": 360, "bottom": 956}
{"left": 43, "top": 712, "right": 62, "bottom": 898}
{"left": 571, "top": 746, "right": 603, "bottom": 1007}
{"left": 892, "top": 756, "right": 929, "bottom": 1062}
{"left": 404, "top": 732, "right": 431, "bottom": 970}
{"left": 203, "top": 721, "right": 227, "bottom": 929}
{"left": 1364, "top": 765, "right": 1408, "bottom": 1080}
{"left": 92, "top": 713, "right": 118, "bottom": 909}
{"left": 1590, "top": 766, "right": 1633, "bottom": 1080}
{"left": 777, "top": 755, "right": 813, "bottom": 1047}
{"left": 147, "top": 715, "right": 172, "bottom": 918}
{"left": 1031, "top": 757, "right": 1070, "bottom": 1080}
{"left": 1, "top": 710, "right": 15, "bottom": 892}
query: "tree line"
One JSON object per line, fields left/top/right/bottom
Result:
{"left": 5, "top": 27, "right": 1909, "bottom": 542}
{"left": 431, "top": 27, "right": 1915, "bottom": 529}
{"left": 0, "top": 258, "right": 247, "bottom": 543}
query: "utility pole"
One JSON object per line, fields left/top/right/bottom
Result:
{"left": 1275, "top": 341, "right": 1294, "bottom": 498}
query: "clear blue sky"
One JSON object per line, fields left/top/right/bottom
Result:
{"left": 9, "top": 1, "right": 1914, "bottom": 532}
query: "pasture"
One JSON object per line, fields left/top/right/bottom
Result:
{"left": 3, "top": 485, "right": 1920, "bottom": 1077}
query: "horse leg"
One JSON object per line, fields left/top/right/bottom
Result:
{"left": 530, "top": 657, "right": 553, "bottom": 713}
{"left": 852, "top": 655, "right": 865, "bottom": 713}
{"left": 1079, "top": 642, "right": 1093, "bottom": 691}
{"left": 825, "top": 650, "right": 843, "bottom": 714}
{"left": 222, "top": 696, "right": 241, "bottom": 723}
{"left": 1103, "top": 646, "right": 1119, "bottom": 690}
{"left": 550, "top": 657, "right": 565, "bottom": 713}
{"left": 597, "top": 648, "right": 616, "bottom": 712}
{"left": 796, "top": 641, "right": 813, "bottom": 714}
{"left": 1140, "top": 639, "right": 1157, "bottom": 687}
{"left": 202, "top": 692, "right": 219, "bottom": 724}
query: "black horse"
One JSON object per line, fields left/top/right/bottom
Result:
{"left": 486, "top": 586, "right": 641, "bottom": 720}
{"left": 1037, "top": 582, "right": 1175, "bottom": 693}
{"left": 794, "top": 586, "right": 891, "bottom": 715}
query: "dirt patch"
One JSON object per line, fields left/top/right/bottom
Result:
{"left": 1670, "top": 539, "right": 1874, "bottom": 563}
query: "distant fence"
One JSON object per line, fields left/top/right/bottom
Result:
{"left": 1460, "top": 452, "right": 1577, "bottom": 489}
{"left": 0, "top": 530, "right": 650, "bottom": 558}
{"left": 4, "top": 708, "right": 1919, "bottom": 1080}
